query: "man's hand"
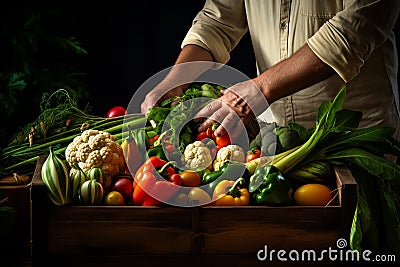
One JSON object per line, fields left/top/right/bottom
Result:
{"left": 196, "top": 79, "right": 268, "bottom": 141}
{"left": 141, "top": 84, "right": 186, "bottom": 115}
{"left": 140, "top": 45, "right": 214, "bottom": 115}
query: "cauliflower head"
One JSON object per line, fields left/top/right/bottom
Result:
{"left": 65, "top": 129, "right": 125, "bottom": 177}
{"left": 181, "top": 141, "right": 213, "bottom": 171}
{"left": 213, "top": 144, "right": 245, "bottom": 171}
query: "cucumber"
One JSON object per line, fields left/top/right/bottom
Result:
{"left": 41, "top": 146, "right": 71, "bottom": 206}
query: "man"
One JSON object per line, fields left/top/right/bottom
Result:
{"left": 141, "top": 0, "right": 400, "bottom": 141}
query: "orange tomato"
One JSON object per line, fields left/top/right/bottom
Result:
{"left": 180, "top": 170, "right": 201, "bottom": 187}
{"left": 294, "top": 184, "right": 333, "bottom": 206}
{"left": 215, "top": 134, "right": 230, "bottom": 148}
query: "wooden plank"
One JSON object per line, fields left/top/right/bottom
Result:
{"left": 199, "top": 207, "right": 340, "bottom": 254}
{"left": 199, "top": 206, "right": 341, "bottom": 222}
{"left": 334, "top": 166, "right": 357, "bottom": 239}
{"left": 200, "top": 220, "right": 339, "bottom": 253}
{"left": 47, "top": 205, "right": 192, "bottom": 222}
{"left": 45, "top": 206, "right": 193, "bottom": 256}
{"left": 0, "top": 184, "right": 31, "bottom": 261}
{"left": 47, "top": 220, "right": 192, "bottom": 255}
{"left": 30, "top": 155, "right": 49, "bottom": 265}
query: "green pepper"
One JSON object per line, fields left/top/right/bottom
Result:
{"left": 197, "top": 168, "right": 210, "bottom": 180}
{"left": 147, "top": 146, "right": 166, "bottom": 161}
{"left": 203, "top": 162, "right": 249, "bottom": 195}
{"left": 202, "top": 162, "right": 247, "bottom": 185}
{"left": 202, "top": 168, "right": 223, "bottom": 185}
{"left": 249, "top": 165, "right": 293, "bottom": 205}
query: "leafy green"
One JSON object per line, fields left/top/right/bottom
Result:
{"left": 286, "top": 122, "right": 314, "bottom": 141}
{"left": 146, "top": 82, "right": 224, "bottom": 152}
{"left": 146, "top": 106, "right": 172, "bottom": 134}
{"left": 200, "top": 83, "right": 222, "bottom": 99}
{"left": 326, "top": 148, "right": 400, "bottom": 182}
{"left": 349, "top": 165, "right": 400, "bottom": 256}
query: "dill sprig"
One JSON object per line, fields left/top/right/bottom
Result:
{"left": 10, "top": 89, "right": 98, "bottom": 146}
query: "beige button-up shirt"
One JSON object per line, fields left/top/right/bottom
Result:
{"left": 181, "top": 0, "right": 400, "bottom": 136}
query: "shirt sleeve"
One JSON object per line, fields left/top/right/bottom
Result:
{"left": 181, "top": 0, "right": 248, "bottom": 64}
{"left": 307, "top": 0, "right": 400, "bottom": 82}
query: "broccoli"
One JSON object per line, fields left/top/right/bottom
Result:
{"left": 271, "top": 122, "right": 314, "bottom": 152}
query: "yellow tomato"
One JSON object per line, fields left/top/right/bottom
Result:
{"left": 188, "top": 187, "right": 212, "bottom": 206}
{"left": 104, "top": 191, "right": 125, "bottom": 206}
{"left": 294, "top": 184, "right": 333, "bottom": 206}
{"left": 171, "top": 192, "right": 190, "bottom": 206}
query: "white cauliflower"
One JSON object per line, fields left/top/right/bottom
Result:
{"left": 213, "top": 144, "right": 245, "bottom": 171}
{"left": 181, "top": 141, "right": 213, "bottom": 170}
{"left": 65, "top": 129, "right": 126, "bottom": 177}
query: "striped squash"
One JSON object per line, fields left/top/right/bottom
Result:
{"left": 41, "top": 147, "right": 71, "bottom": 206}
{"left": 86, "top": 167, "right": 111, "bottom": 192}
{"left": 70, "top": 163, "right": 88, "bottom": 201}
{"left": 79, "top": 180, "right": 104, "bottom": 205}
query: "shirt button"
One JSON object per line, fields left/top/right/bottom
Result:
{"left": 280, "top": 22, "right": 287, "bottom": 29}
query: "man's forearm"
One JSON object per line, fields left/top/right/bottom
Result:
{"left": 175, "top": 44, "right": 214, "bottom": 64}
{"left": 254, "top": 44, "right": 336, "bottom": 104}
{"left": 162, "top": 45, "right": 214, "bottom": 88}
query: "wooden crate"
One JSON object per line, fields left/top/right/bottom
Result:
{"left": 31, "top": 156, "right": 357, "bottom": 267}
{"left": 0, "top": 183, "right": 31, "bottom": 264}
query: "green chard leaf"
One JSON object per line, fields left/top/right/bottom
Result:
{"left": 322, "top": 126, "right": 397, "bottom": 154}
{"left": 326, "top": 148, "right": 400, "bottom": 182}
{"left": 316, "top": 100, "right": 333, "bottom": 127}
{"left": 332, "top": 109, "right": 362, "bottom": 130}
{"left": 318, "top": 86, "right": 347, "bottom": 129}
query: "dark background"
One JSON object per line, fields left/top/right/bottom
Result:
{"left": 79, "top": 1, "right": 256, "bottom": 115}
{"left": 0, "top": 1, "right": 256, "bottom": 147}
{"left": 1, "top": 0, "right": 399, "bottom": 147}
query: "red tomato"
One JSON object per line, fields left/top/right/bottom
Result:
{"left": 111, "top": 177, "right": 133, "bottom": 199}
{"left": 196, "top": 131, "right": 209, "bottom": 141}
{"left": 107, "top": 106, "right": 127, "bottom": 118}
{"left": 206, "top": 128, "right": 213, "bottom": 137}
{"left": 169, "top": 174, "right": 182, "bottom": 186}
{"left": 246, "top": 149, "right": 261, "bottom": 162}
{"left": 215, "top": 134, "right": 230, "bottom": 148}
